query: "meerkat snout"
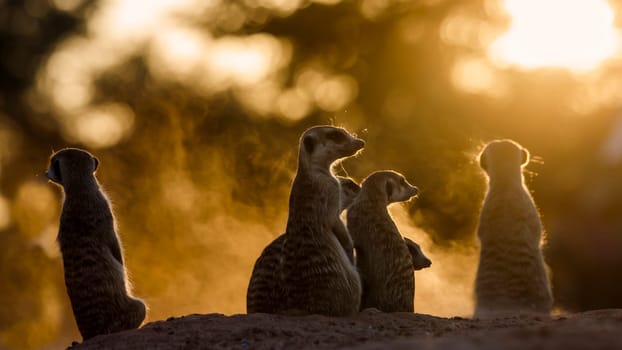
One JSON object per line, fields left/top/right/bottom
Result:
{"left": 387, "top": 175, "right": 418, "bottom": 203}
{"left": 301, "top": 127, "right": 365, "bottom": 163}
{"left": 45, "top": 161, "right": 60, "bottom": 183}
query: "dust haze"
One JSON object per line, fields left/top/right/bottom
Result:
{"left": 391, "top": 205, "right": 479, "bottom": 318}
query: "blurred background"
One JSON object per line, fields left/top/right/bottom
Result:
{"left": 2, "top": 0, "right": 622, "bottom": 348}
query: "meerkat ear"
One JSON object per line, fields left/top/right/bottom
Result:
{"left": 47, "top": 158, "right": 62, "bottom": 183}
{"left": 303, "top": 135, "right": 316, "bottom": 154}
{"left": 92, "top": 157, "right": 99, "bottom": 172}
{"left": 521, "top": 148, "right": 530, "bottom": 166}
{"left": 479, "top": 152, "right": 488, "bottom": 171}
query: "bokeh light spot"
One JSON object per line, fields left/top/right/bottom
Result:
{"left": 441, "top": 11, "right": 495, "bottom": 49}
{"left": 207, "top": 34, "right": 289, "bottom": 88}
{"left": 277, "top": 89, "right": 311, "bottom": 120}
{"left": 313, "top": 75, "right": 358, "bottom": 112}
{"left": 13, "top": 182, "right": 58, "bottom": 240}
{"left": 64, "top": 103, "right": 135, "bottom": 149}
{"left": 51, "top": 0, "right": 85, "bottom": 12}
{"left": 312, "top": 0, "right": 341, "bottom": 5}
{"left": 0, "top": 195, "right": 11, "bottom": 230}
{"left": 451, "top": 57, "right": 505, "bottom": 97}
{"left": 149, "top": 27, "right": 210, "bottom": 80}
{"left": 360, "top": 0, "right": 389, "bottom": 20}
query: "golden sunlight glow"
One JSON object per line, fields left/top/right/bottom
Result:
{"left": 149, "top": 27, "right": 210, "bottom": 80}
{"left": 33, "top": 225, "right": 62, "bottom": 259}
{"left": 89, "top": 0, "right": 210, "bottom": 42}
{"left": 13, "top": 182, "right": 58, "bottom": 240}
{"left": 207, "top": 35, "right": 288, "bottom": 88}
{"left": 51, "top": 0, "right": 85, "bottom": 12}
{"left": 392, "top": 206, "right": 477, "bottom": 317}
{"left": 257, "top": 0, "right": 303, "bottom": 15}
{"left": 161, "top": 172, "right": 198, "bottom": 213}
{"left": 0, "top": 195, "right": 11, "bottom": 230}
{"left": 313, "top": 75, "right": 358, "bottom": 111}
{"left": 312, "top": 0, "right": 341, "bottom": 5}
{"left": 451, "top": 57, "right": 506, "bottom": 97}
{"left": 65, "top": 103, "right": 135, "bottom": 149}
{"left": 236, "top": 81, "right": 281, "bottom": 116}
{"left": 360, "top": 0, "right": 390, "bottom": 20}
{"left": 490, "top": 0, "right": 620, "bottom": 71}
{"left": 37, "top": 0, "right": 298, "bottom": 129}
{"left": 295, "top": 67, "right": 358, "bottom": 112}
{"left": 277, "top": 88, "right": 312, "bottom": 120}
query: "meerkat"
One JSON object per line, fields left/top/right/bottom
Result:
{"left": 246, "top": 176, "right": 360, "bottom": 314}
{"left": 46, "top": 148, "right": 146, "bottom": 340}
{"left": 404, "top": 237, "right": 432, "bottom": 270}
{"left": 347, "top": 170, "right": 424, "bottom": 312}
{"left": 474, "top": 140, "right": 552, "bottom": 318}
{"left": 336, "top": 176, "right": 361, "bottom": 211}
{"left": 278, "top": 126, "right": 364, "bottom": 316}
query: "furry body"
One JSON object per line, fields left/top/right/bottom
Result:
{"left": 277, "top": 126, "right": 364, "bottom": 316}
{"left": 347, "top": 171, "right": 427, "bottom": 312}
{"left": 247, "top": 177, "right": 360, "bottom": 314}
{"left": 47, "top": 148, "right": 146, "bottom": 339}
{"left": 474, "top": 140, "right": 552, "bottom": 317}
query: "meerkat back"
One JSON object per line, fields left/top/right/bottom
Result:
{"left": 47, "top": 148, "right": 146, "bottom": 340}
{"left": 246, "top": 176, "right": 360, "bottom": 314}
{"left": 347, "top": 171, "right": 425, "bottom": 312}
{"left": 474, "top": 140, "right": 552, "bottom": 317}
{"left": 281, "top": 126, "right": 364, "bottom": 316}
{"left": 246, "top": 234, "right": 286, "bottom": 314}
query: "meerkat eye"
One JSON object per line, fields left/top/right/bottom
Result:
{"left": 480, "top": 153, "right": 488, "bottom": 170}
{"left": 326, "top": 130, "right": 347, "bottom": 143}
{"left": 53, "top": 159, "right": 62, "bottom": 181}
{"left": 303, "top": 135, "right": 316, "bottom": 154}
{"left": 385, "top": 181, "right": 394, "bottom": 199}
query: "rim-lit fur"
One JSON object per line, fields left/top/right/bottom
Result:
{"left": 347, "top": 170, "right": 430, "bottom": 312}
{"left": 474, "top": 140, "right": 552, "bottom": 318}
{"left": 279, "top": 126, "right": 364, "bottom": 316}
{"left": 47, "top": 148, "right": 146, "bottom": 339}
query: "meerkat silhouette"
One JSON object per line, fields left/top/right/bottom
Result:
{"left": 347, "top": 170, "right": 428, "bottom": 312}
{"left": 46, "top": 148, "right": 146, "bottom": 340}
{"left": 474, "top": 140, "right": 552, "bottom": 318}
{"left": 246, "top": 176, "right": 360, "bottom": 314}
{"left": 279, "top": 126, "right": 364, "bottom": 316}
{"left": 404, "top": 237, "right": 432, "bottom": 271}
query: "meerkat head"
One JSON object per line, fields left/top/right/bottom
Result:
{"left": 479, "top": 139, "right": 529, "bottom": 179}
{"left": 46, "top": 148, "right": 99, "bottom": 188}
{"left": 336, "top": 176, "right": 361, "bottom": 211}
{"left": 299, "top": 126, "right": 365, "bottom": 171}
{"left": 404, "top": 237, "right": 432, "bottom": 270}
{"left": 360, "top": 170, "right": 419, "bottom": 205}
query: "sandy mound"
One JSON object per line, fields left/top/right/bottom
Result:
{"left": 69, "top": 309, "right": 622, "bottom": 349}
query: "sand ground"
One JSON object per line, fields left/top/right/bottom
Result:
{"left": 70, "top": 309, "right": 622, "bottom": 349}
